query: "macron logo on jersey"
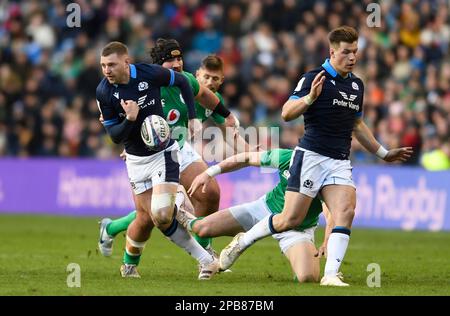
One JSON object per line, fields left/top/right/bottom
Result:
{"left": 113, "top": 92, "right": 119, "bottom": 99}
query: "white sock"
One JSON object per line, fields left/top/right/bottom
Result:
{"left": 241, "top": 214, "right": 274, "bottom": 248}
{"left": 324, "top": 232, "right": 350, "bottom": 276}
{"left": 166, "top": 220, "right": 213, "bottom": 265}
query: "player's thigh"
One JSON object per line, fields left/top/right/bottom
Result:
{"left": 321, "top": 185, "right": 356, "bottom": 214}
{"left": 132, "top": 189, "right": 155, "bottom": 230}
{"left": 195, "top": 209, "right": 244, "bottom": 237}
{"left": 134, "top": 189, "right": 153, "bottom": 214}
{"left": 285, "top": 241, "right": 320, "bottom": 283}
{"left": 320, "top": 157, "right": 356, "bottom": 213}
{"left": 180, "top": 160, "right": 220, "bottom": 200}
{"left": 287, "top": 148, "right": 328, "bottom": 198}
{"left": 277, "top": 191, "right": 313, "bottom": 226}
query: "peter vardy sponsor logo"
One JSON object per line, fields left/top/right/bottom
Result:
{"left": 333, "top": 91, "right": 359, "bottom": 111}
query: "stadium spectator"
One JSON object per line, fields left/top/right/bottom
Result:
{"left": 0, "top": 0, "right": 448, "bottom": 168}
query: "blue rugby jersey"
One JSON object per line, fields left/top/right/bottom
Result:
{"left": 290, "top": 59, "right": 364, "bottom": 160}
{"left": 96, "top": 63, "right": 179, "bottom": 156}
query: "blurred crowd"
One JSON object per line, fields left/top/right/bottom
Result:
{"left": 0, "top": 0, "right": 449, "bottom": 169}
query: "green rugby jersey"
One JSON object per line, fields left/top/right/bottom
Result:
{"left": 161, "top": 71, "right": 225, "bottom": 148}
{"left": 260, "top": 149, "right": 322, "bottom": 231}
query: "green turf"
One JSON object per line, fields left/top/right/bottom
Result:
{"left": 0, "top": 214, "right": 449, "bottom": 296}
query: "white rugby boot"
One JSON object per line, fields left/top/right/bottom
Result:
{"left": 98, "top": 218, "right": 114, "bottom": 257}
{"left": 320, "top": 274, "right": 349, "bottom": 287}
{"left": 219, "top": 232, "right": 247, "bottom": 271}
{"left": 198, "top": 257, "right": 220, "bottom": 280}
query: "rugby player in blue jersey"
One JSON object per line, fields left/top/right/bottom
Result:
{"left": 96, "top": 42, "right": 219, "bottom": 279}
{"left": 219, "top": 26, "right": 413, "bottom": 286}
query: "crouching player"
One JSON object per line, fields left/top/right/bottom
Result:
{"left": 179, "top": 148, "right": 336, "bottom": 283}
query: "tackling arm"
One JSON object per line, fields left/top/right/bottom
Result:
{"left": 187, "top": 151, "right": 263, "bottom": 195}
{"left": 196, "top": 84, "right": 231, "bottom": 118}
{"left": 217, "top": 123, "right": 250, "bottom": 154}
{"left": 172, "top": 71, "right": 197, "bottom": 119}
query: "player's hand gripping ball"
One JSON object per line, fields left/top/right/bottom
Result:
{"left": 141, "top": 115, "right": 171, "bottom": 150}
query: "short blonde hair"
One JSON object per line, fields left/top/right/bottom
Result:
{"left": 101, "top": 41, "right": 129, "bottom": 57}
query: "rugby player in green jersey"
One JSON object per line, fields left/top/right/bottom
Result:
{"left": 179, "top": 148, "right": 335, "bottom": 283}
{"left": 98, "top": 40, "right": 248, "bottom": 261}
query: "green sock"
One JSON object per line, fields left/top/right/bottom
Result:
{"left": 106, "top": 211, "right": 137, "bottom": 237}
{"left": 190, "top": 217, "right": 212, "bottom": 249}
{"left": 123, "top": 251, "right": 141, "bottom": 265}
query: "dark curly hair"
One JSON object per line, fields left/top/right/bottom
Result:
{"left": 149, "top": 38, "right": 183, "bottom": 65}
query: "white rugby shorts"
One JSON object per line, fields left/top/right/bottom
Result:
{"left": 286, "top": 147, "right": 355, "bottom": 197}
{"left": 125, "top": 142, "right": 180, "bottom": 194}
{"left": 179, "top": 141, "right": 202, "bottom": 173}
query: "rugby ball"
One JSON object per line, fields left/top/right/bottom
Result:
{"left": 141, "top": 115, "right": 170, "bottom": 150}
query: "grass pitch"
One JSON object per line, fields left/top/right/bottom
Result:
{"left": 0, "top": 214, "right": 449, "bottom": 296}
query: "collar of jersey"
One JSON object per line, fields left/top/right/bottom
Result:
{"left": 322, "top": 59, "right": 352, "bottom": 79}
{"left": 129, "top": 64, "right": 136, "bottom": 79}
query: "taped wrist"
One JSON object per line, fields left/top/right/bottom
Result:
{"left": 212, "top": 101, "right": 231, "bottom": 118}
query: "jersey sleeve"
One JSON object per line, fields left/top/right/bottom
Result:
{"left": 260, "top": 149, "right": 293, "bottom": 169}
{"left": 210, "top": 92, "right": 226, "bottom": 124}
{"left": 183, "top": 72, "right": 200, "bottom": 96}
{"left": 96, "top": 83, "right": 120, "bottom": 126}
{"left": 289, "top": 72, "right": 315, "bottom": 100}
{"left": 138, "top": 63, "right": 173, "bottom": 87}
{"left": 96, "top": 83, "right": 134, "bottom": 144}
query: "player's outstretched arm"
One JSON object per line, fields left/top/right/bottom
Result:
{"left": 188, "top": 151, "right": 263, "bottom": 195}
{"left": 281, "top": 70, "right": 325, "bottom": 121}
{"left": 197, "top": 84, "right": 240, "bottom": 130}
{"left": 217, "top": 123, "right": 250, "bottom": 154}
{"left": 196, "top": 84, "right": 221, "bottom": 110}
{"left": 172, "top": 71, "right": 197, "bottom": 119}
{"left": 353, "top": 118, "right": 413, "bottom": 163}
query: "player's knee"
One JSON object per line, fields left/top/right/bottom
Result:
{"left": 296, "top": 273, "right": 319, "bottom": 283}
{"left": 277, "top": 216, "right": 300, "bottom": 232}
{"left": 151, "top": 193, "right": 175, "bottom": 226}
{"left": 339, "top": 206, "right": 355, "bottom": 222}
{"left": 151, "top": 206, "right": 174, "bottom": 226}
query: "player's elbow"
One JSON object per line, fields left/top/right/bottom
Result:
{"left": 281, "top": 109, "right": 291, "bottom": 121}
{"left": 281, "top": 103, "right": 295, "bottom": 121}
{"left": 282, "top": 109, "right": 297, "bottom": 122}
{"left": 109, "top": 134, "right": 122, "bottom": 144}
